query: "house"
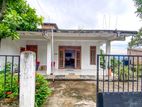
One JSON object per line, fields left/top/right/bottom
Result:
{"left": 127, "top": 48, "right": 142, "bottom": 65}
{"left": 127, "top": 48, "right": 142, "bottom": 55}
{"left": 0, "top": 23, "right": 137, "bottom": 75}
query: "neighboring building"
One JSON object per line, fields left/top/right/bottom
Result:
{"left": 0, "top": 23, "right": 137, "bottom": 75}
{"left": 127, "top": 48, "right": 142, "bottom": 65}
{"left": 127, "top": 48, "right": 142, "bottom": 55}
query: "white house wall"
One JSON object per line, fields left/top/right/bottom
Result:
{"left": 0, "top": 38, "right": 101, "bottom": 71}
{"left": 0, "top": 39, "right": 20, "bottom": 55}
{"left": 54, "top": 40, "right": 100, "bottom": 70}
{"left": 0, "top": 39, "right": 47, "bottom": 66}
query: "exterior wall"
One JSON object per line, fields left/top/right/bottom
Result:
{"left": 53, "top": 41, "right": 100, "bottom": 70}
{"left": 0, "top": 39, "right": 20, "bottom": 55}
{"left": 0, "top": 39, "right": 47, "bottom": 66}
{"left": 127, "top": 48, "right": 142, "bottom": 64}
{"left": 127, "top": 49, "right": 142, "bottom": 55}
{"left": 0, "top": 39, "right": 101, "bottom": 71}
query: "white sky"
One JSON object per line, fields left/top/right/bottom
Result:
{"left": 27, "top": 0, "right": 142, "bottom": 54}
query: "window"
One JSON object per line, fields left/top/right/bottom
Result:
{"left": 90, "top": 46, "right": 96, "bottom": 65}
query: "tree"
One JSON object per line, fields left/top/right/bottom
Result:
{"left": 129, "top": 0, "right": 142, "bottom": 48}
{"left": 0, "top": 0, "right": 43, "bottom": 41}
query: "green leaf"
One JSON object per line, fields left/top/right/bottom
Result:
{"left": 0, "top": 0, "right": 43, "bottom": 40}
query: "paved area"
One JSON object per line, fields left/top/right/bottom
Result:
{"left": 37, "top": 68, "right": 108, "bottom": 76}
{"left": 46, "top": 74, "right": 96, "bottom": 81}
{"left": 43, "top": 81, "right": 97, "bottom": 107}
{"left": 98, "top": 79, "right": 142, "bottom": 92}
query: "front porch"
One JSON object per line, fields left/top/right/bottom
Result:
{"left": 37, "top": 68, "right": 108, "bottom": 81}
{"left": 18, "top": 30, "right": 132, "bottom": 76}
{"left": 2, "top": 30, "right": 133, "bottom": 76}
{"left": 38, "top": 69, "right": 97, "bottom": 76}
{"left": 38, "top": 69, "right": 97, "bottom": 80}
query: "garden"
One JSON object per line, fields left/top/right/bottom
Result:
{"left": 0, "top": 63, "right": 52, "bottom": 107}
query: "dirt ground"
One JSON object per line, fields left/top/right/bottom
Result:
{"left": 43, "top": 81, "right": 97, "bottom": 107}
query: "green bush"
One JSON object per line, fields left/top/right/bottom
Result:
{"left": 113, "top": 65, "right": 140, "bottom": 81}
{"left": 0, "top": 62, "right": 12, "bottom": 74}
{"left": 117, "top": 66, "right": 133, "bottom": 81}
{"left": 0, "top": 73, "right": 19, "bottom": 99}
{"left": 0, "top": 72, "right": 51, "bottom": 107}
{"left": 35, "top": 73, "right": 52, "bottom": 107}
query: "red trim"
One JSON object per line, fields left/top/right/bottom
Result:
{"left": 90, "top": 46, "right": 96, "bottom": 65}
{"left": 20, "top": 47, "right": 25, "bottom": 53}
{"left": 26, "top": 45, "right": 38, "bottom": 62}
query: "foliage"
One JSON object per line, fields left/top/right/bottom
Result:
{"left": 0, "top": 70, "right": 51, "bottom": 106}
{"left": 99, "top": 49, "right": 121, "bottom": 69}
{"left": 110, "top": 57, "right": 121, "bottom": 69}
{"left": 100, "top": 49, "right": 106, "bottom": 68}
{"left": 0, "top": 72, "right": 19, "bottom": 99}
{"left": 133, "top": 64, "right": 142, "bottom": 76}
{"left": 0, "top": 62, "right": 18, "bottom": 99}
{"left": 113, "top": 64, "right": 142, "bottom": 81}
{"left": 0, "top": 0, "right": 43, "bottom": 40}
{"left": 0, "top": 62, "right": 12, "bottom": 74}
{"left": 134, "top": 0, "right": 142, "bottom": 18}
{"left": 129, "top": 0, "right": 142, "bottom": 48}
{"left": 114, "top": 65, "right": 133, "bottom": 81}
{"left": 129, "top": 29, "right": 142, "bottom": 48}
{"left": 35, "top": 73, "right": 51, "bottom": 107}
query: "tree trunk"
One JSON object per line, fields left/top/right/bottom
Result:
{"left": 0, "top": 0, "right": 7, "bottom": 20}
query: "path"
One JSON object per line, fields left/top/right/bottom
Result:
{"left": 43, "top": 81, "right": 97, "bottom": 107}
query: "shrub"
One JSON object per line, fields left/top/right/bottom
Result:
{"left": 113, "top": 65, "right": 139, "bottom": 81}
{"left": 0, "top": 62, "right": 12, "bottom": 74}
{"left": 35, "top": 73, "right": 52, "bottom": 107}
{"left": 0, "top": 73, "right": 19, "bottom": 99}
{"left": 0, "top": 72, "right": 51, "bottom": 107}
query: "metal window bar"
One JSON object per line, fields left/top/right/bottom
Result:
{"left": 18, "top": 56, "right": 20, "bottom": 98}
{"left": 11, "top": 56, "right": 14, "bottom": 91}
{"left": 0, "top": 55, "right": 20, "bottom": 100}
{"left": 4, "top": 56, "right": 7, "bottom": 98}
{"left": 97, "top": 55, "right": 99, "bottom": 94}
{"left": 132, "top": 56, "right": 134, "bottom": 92}
{"left": 123, "top": 56, "right": 125, "bottom": 92}
{"left": 103, "top": 55, "right": 105, "bottom": 92}
{"left": 113, "top": 56, "right": 115, "bottom": 92}
{"left": 108, "top": 55, "right": 110, "bottom": 92}
{"left": 141, "top": 57, "right": 142, "bottom": 91}
{"left": 137, "top": 56, "right": 139, "bottom": 92}
{"left": 128, "top": 56, "right": 130, "bottom": 92}
{"left": 97, "top": 54, "right": 142, "bottom": 93}
{"left": 118, "top": 56, "right": 120, "bottom": 92}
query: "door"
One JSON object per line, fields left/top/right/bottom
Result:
{"left": 59, "top": 46, "right": 81, "bottom": 69}
{"left": 65, "top": 50, "right": 75, "bottom": 68}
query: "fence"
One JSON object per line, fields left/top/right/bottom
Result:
{"left": 96, "top": 54, "right": 142, "bottom": 107}
{"left": 0, "top": 55, "right": 20, "bottom": 101}
{"left": 97, "top": 54, "right": 142, "bottom": 93}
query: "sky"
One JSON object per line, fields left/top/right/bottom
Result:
{"left": 27, "top": 0, "right": 142, "bottom": 54}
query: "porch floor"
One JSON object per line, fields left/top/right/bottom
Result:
{"left": 37, "top": 69, "right": 97, "bottom": 75}
{"left": 37, "top": 69, "right": 107, "bottom": 80}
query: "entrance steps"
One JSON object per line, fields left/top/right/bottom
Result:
{"left": 46, "top": 74, "right": 96, "bottom": 81}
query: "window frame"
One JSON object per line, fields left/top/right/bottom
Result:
{"left": 90, "top": 46, "right": 96, "bottom": 65}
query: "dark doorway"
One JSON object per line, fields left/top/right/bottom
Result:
{"left": 65, "top": 50, "right": 75, "bottom": 68}
{"left": 59, "top": 46, "right": 81, "bottom": 69}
